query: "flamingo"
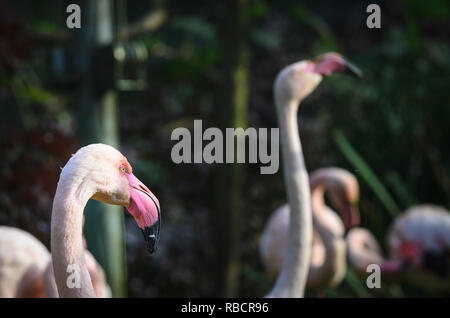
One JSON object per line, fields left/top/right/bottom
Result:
{"left": 0, "top": 226, "right": 50, "bottom": 297}
{"left": 41, "top": 248, "right": 111, "bottom": 298}
{"left": 50, "top": 143, "right": 160, "bottom": 297}
{"left": 267, "top": 53, "right": 361, "bottom": 297}
{"left": 0, "top": 226, "right": 110, "bottom": 297}
{"left": 260, "top": 168, "right": 360, "bottom": 290}
{"left": 346, "top": 204, "right": 450, "bottom": 292}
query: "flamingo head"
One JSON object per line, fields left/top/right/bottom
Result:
{"left": 311, "top": 52, "right": 362, "bottom": 78}
{"left": 74, "top": 144, "right": 161, "bottom": 255}
{"left": 274, "top": 52, "right": 361, "bottom": 107}
{"left": 312, "top": 167, "right": 361, "bottom": 230}
{"left": 399, "top": 241, "right": 422, "bottom": 267}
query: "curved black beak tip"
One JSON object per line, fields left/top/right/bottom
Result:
{"left": 141, "top": 221, "right": 160, "bottom": 255}
{"left": 344, "top": 60, "right": 363, "bottom": 78}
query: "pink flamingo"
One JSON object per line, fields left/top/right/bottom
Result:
{"left": 267, "top": 53, "right": 361, "bottom": 297}
{"left": 346, "top": 204, "right": 450, "bottom": 292}
{"left": 51, "top": 143, "right": 160, "bottom": 297}
{"left": 0, "top": 227, "right": 50, "bottom": 297}
{"left": 0, "top": 226, "right": 110, "bottom": 297}
{"left": 260, "top": 168, "right": 360, "bottom": 291}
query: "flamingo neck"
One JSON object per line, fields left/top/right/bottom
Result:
{"left": 310, "top": 182, "right": 344, "bottom": 236}
{"left": 311, "top": 185, "right": 326, "bottom": 218}
{"left": 308, "top": 183, "right": 347, "bottom": 289}
{"left": 268, "top": 99, "right": 312, "bottom": 298}
{"left": 51, "top": 169, "right": 96, "bottom": 298}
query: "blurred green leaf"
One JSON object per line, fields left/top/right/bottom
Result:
{"left": 247, "top": 1, "right": 269, "bottom": 19}
{"left": 333, "top": 129, "right": 400, "bottom": 218}
{"left": 404, "top": 0, "right": 450, "bottom": 20}
{"left": 384, "top": 171, "right": 418, "bottom": 208}
{"left": 344, "top": 269, "right": 373, "bottom": 298}
{"left": 251, "top": 29, "right": 282, "bottom": 49}
{"left": 171, "top": 16, "right": 217, "bottom": 44}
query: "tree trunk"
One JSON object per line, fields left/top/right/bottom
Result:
{"left": 74, "top": 0, "right": 127, "bottom": 298}
{"left": 213, "top": 0, "right": 249, "bottom": 297}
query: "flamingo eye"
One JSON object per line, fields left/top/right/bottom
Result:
{"left": 120, "top": 166, "right": 126, "bottom": 173}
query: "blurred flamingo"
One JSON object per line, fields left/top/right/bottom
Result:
{"left": 51, "top": 143, "right": 160, "bottom": 297}
{"left": 0, "top": 226, "right": 49, "bottom": 297}
{"left": 346, "top": 204, "right": 450, "bottom": 292}
{"left": 266, "top": 53, "right": 361, "bottom": 297}
{"left": 261, "top": 168, "right": 360, "bottom": 291}
{"left": 0, "top": 226, "right": 110, "bottom": 297}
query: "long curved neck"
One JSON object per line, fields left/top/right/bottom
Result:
{"left": 307, "top": 184, "right": 346, "bottom": 289}
{"left": 268, "top": 98, "right": 312, "bottom": 298}
{"left": 346, "top": 229, "right": 401, "bottom": 276}
{"left": 51, "top": 170, "right": 96, "bottom": 298}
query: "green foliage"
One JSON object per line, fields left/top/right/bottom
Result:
{"left": 251, "top": 29, "right": 282, "bottom": 50}
{"left": 290, "top": 3, "right": 340, "bottom": 52}
{"left": 171, "top": 17, "right": 218, "bottom": 45}
{"left": 404, "top": 0, "right": 450, "bottom": 20}
{"left": 247, "top": 1, "right": 269, "bottom": 19}
{"left": 333, "top": 129, "right": 400, "bottom": 218}
{"left": 14, "top": 79, "right": 55, "bottom": 105}
{"left": 134, "top": 158, "right": 168, "bottom": 187}
{"left": 138, "top": 16, "right": 220, "bottom": 82}
{"left": 384, "top": 171, "right": 418, "bottom": 208}
{"left": 343, "top": 269, "right": 373, "bottom": 298}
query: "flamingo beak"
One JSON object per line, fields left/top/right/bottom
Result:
{"left": 313, "top": 53, "right": 362, "bottom": 78}
{"left": 343, "top": 59, "right": 363, "bottom": 78}
{"left": 141, "top": 222, "right": 160, "bottom": 255}
{"left": 126, "top": 173, "right": 161, "bottom": 255}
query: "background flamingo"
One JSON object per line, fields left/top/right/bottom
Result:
{"left": 267, "top": 53, "right": 361, "bottom": 298}
{"left": 261, "top": 167, "right": 360, "bottom": 291}
{"left": 0, "top": 226, "right": 110, "bottom": 297}
{"left": 0, "top": 226, "right": 49, "bottom": 297}
{"left": 50, "top": 143, "right": 160, "bottom": 297}
{"left": 346, "top": 204, "right": 450, "bottom": 292}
